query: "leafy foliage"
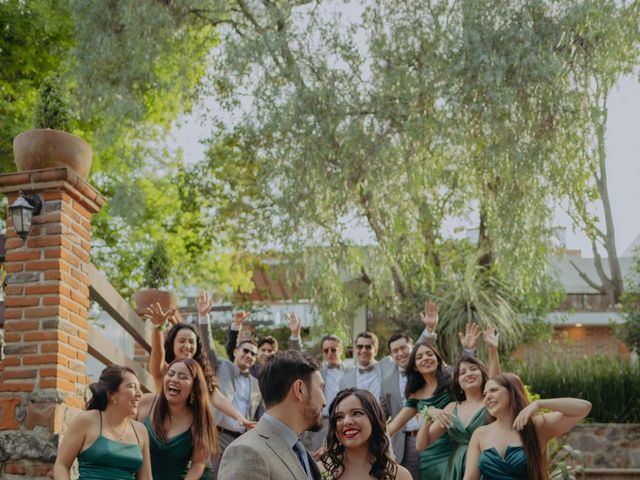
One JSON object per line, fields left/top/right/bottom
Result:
{"left": 33, "top": 77, "right": 71, "bottom": 131}
{"left": 143, "top": 241, "right": 171, "bottom": 289}
{"left": 619, "top": 252, "right": 640, "bottom": 351}
{"left": 518, "top": 355, "right": 640, "bottom": 423}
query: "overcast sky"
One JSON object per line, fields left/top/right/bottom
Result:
{"left": 175, "top": 74, "right": 639, "bottom": 258}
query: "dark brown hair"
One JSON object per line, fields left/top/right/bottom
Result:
{"left": 355, "top": 331, "right": 379, "bottom": 352}
{"left": 490, "top": 373, "right": 547, "bottom": 480}
{"left": 405, "top": 341, "right": 450, "bottom": 398}
{"left": 257, "top": 336, "right": 278, "bottom": 351}
{"left": 451, "top": 355, "right": 489, "bottom": 402}
{"left": 87, "top": 365, "right": 138, "bottom": 411}
{"left": 321, "top": 388, "right": 397, "bottom": 480}
{"left": 164, "top": 323, "right": 217, "bottom": 395}
{"left": 258, "top": 350, "right": 319, "bottom": 408}
{"left": 151, "top": 358, "right": 218, "bottom": 458}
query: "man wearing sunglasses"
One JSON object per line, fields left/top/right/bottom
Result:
{"left": 302, "top": 334, "right": 346, "bottom": 455}
{"left": 338, "top": 331, "right": 385, "bottom": 398}
{"left": 196, "top": 292, "right": 265, "bottom": 476}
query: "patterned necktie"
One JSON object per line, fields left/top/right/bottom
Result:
{"left": 293, "top": 439, "right": 313, "bottom": 480}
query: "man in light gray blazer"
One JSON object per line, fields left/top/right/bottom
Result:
{"left": 197, "top": 294, "right": 265, "bottom": 476}
{"left": 219, "top": 350, "right": 326, "bottom": 480}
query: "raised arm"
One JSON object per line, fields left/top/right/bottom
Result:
{"left": 225, "top": 312, "right": 248, "bottom": 360}
{"left": 417, "top": 301, "right": 439, "bottom": 345}
{"left": 516, "top": 397, "right": 592, "bottom": 444}
{"left": 387, "top": 405, "right": 419, "bottom": 437}
{"left": 483, "top": 325, "right": 501, "bottom": 378}
{"left": 196, "top": 291, "right": 219, "bottom": 371}
{"left": 415, "top": 403, "right": 453, "bottom": 451}
{"left": 286, "top": 312, "right": 302, "bottom": 351}
{"left": 144, "top": 303, "right": 174, "bottom": 391}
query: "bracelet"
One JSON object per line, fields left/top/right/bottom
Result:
{"left": 153, "top": 321, "right": 166, "bottom": 332}
{"left": 421, "top": 405, "right": 433, "bottom": 423}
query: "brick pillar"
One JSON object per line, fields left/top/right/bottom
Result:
{"left": 0, "top": 167, "right": 105, "bottom": 479}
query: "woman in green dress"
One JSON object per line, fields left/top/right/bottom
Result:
{"left": 53, "top": 365, "right": 152, "bottom": 480}
{"left": 464, "top": 373, "right": 591, "bottom": 480}
{"left": 386, "top": 341, "right": 455, "bottom": 480}
{"left": 415, "top": 327, "right": 500, "bottom": 480}
{"left": 136, "top": 357, "right": 218, "bottom": 480}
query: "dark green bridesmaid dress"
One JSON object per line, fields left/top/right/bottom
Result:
{"left": 406, "top": 390, "right": 453, "bottom": 480}
{"left": 444, "top": 405, "right": 487, "bottom": 480}
{"left": 478, "top": 445, "right": 528, "bottom": 479}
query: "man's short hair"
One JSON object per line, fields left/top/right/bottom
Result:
{"left": 258, "top": 350, "right": 320, "bottom": 408}
{"left": 257, "top": 336, "right": 278, "bottom": 351}
{"left": 320, "top": 334, "right": 343, "bottom": 349}
{"left": 355, "top": 331, "right": 379, "bottom": 351}
{"left": 237, "top": 339, "right": 258, "bottom": 349}
{"left": 387, "top": 331, "right": 412, "bottom": 351}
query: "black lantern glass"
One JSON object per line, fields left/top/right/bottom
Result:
{"left": 9, "top": 191, "right": 42, "bottom": 240}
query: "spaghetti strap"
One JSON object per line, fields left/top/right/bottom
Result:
{"left": 99, "top": 410, "right": 103, "bottom": 434}
{"left": 130, "top": 419, "right": 141, "bottom": 445}
{"left": 150, "top": 395, "right": 158, "bottom": 416}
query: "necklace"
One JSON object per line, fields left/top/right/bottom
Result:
{"left": 105, "top": 414, "right": 129, "bottom": 441}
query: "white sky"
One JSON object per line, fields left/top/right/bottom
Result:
{"left": 173, "top": 74, "right": 640, "bottom": 259}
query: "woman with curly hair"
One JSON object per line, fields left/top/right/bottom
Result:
{"left": 321, "top": 388, "right": 411, "bottom": 480}
{"left": 463, "top": 373, "right": 591, "bottom": 480}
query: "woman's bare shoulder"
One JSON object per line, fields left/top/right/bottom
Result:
{"left": 396, "top": 464, "right": 413, "bottom": 480}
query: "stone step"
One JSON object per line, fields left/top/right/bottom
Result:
{"left": 584, "top": 468, "right": 640, "bottom": 479}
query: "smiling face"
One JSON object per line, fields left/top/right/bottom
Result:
{"left": 355, "top": 337, "right": 376, "bottom": 368}
{"left": 322, "top": 339, "right": 342, "bottom": 367}
{"left": 164, "top": 361, "right": 194, "bottom": 404}
{"left": 109, "top": 371, "right": 142, "bottom": 415}
{"left": 389, "top": 337, "right": 412, "bottom": 370}
{"left": 234, "top": 341, "right": 258, "bottom": 372}
{"left": 483, "top": 379, "right": 510, "bottom": 416}
{"left": 335, "top": 394, "right": 372, "bottom": 450}
{"left": 414, "top": 344, "right": 438, "bottom": 376}
{"left": 458, "top": 360, "right": 483, "bottom": 393}
{"left": 173, "top": 328, "right": 198, "bottom": 360}
{"left": 257, "top": 342, "right": 276, "bottom": 365}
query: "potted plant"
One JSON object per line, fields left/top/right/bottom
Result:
{"left": 132, "top": 240, "right": 178, "bottom": 317}
{"left": 13, "top": 76, "right": 92, "bottom": 179}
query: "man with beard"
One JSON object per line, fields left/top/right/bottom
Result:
{"left": 219, "top": 350, "right": 326, "bottom": 480}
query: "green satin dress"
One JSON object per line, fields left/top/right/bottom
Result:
{"left": 78, "top": 412, "right": 143, "bottom": 479}
{"left": 406, "top": 390, "right": 453, "bottom": 480}
{"left": 444, "top": 406, "right": 487, "bottom": 480}
{"left": 478, "top": 446, "right": 528, "bottom": 479}
{"left": 144, "top": 416, "right": 193, "bottom": 479}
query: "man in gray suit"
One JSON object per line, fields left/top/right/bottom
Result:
{"left": 219, "top": 350, "right": 326, "bottom": 480}
{"left": 302, "top": 334, "right": 346, "bottom": 455}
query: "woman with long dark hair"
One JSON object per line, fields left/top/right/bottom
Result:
{"left": 53, "top": 365, "right": 152, "bottom": 479}
{"left": 145, "top": 302, "right": 253, "bottom": 428}
{"left": 136, "top": 358, "right": 218, "bottom": 480}
{"left": 463, "top": 373, "right": 591, "bottom": 480}
{"left": 415, "top": 328, "right": 499, "bottom": 479}
{"left": 321, "top": 388, "right": 411, "bottom": 480}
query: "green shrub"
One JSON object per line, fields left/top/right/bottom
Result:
{"left": 33, "top": 77, "right": 71, "bottom": 131}
{"left": 516, "top": 355, "right": 640, "bottom": 423}
{"left": 143, "top": 241, "right": 171, "bottom": 289}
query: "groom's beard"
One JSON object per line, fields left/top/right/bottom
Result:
{"left": 303, "top": 401, "right": 324, "bottom": 432}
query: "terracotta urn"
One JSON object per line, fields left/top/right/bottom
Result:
{"left": 133, "top": 289, "right": 178, "bottom": 317}
{"left": 13, "top": 129, "right": 92, "bottom": 179}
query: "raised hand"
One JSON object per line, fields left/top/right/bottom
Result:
{"left": 233, "top": 311, "right": 249, "bottom": 329}
{"left": 420, "top": 301, "right": 439, "bottom": 332}
{"left": 458, "top": 323, "right": 481, "bottom": 350}
{"left": 144, "top": 303, "right": 174, "bottom": 327}
{"left": 197, "top": 290, "right": 213, "bottom": 317}
{"left": 483, "top": 325, "right": 499, "bottom": 349}
{"left": 513, "top": 400, "right": 540, "bottom": 430}
{"left": 286, "top": 312, "right": 302, "bottom": 337}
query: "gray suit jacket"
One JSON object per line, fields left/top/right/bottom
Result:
{"left": 380, "top": 364, "right": 408, "bottom": 462}
{"left": 197, "top": 320, "right": 265, "bottom": 429}
{"left": 219, "top": 416, "right": 322, "bottom": 480}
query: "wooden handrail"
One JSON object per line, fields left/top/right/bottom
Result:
{"left": 86, "top": 263, "right": 152, "bottom": 352}
{"left": 88, "top": 325, "right": 155, "bottom": 393}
